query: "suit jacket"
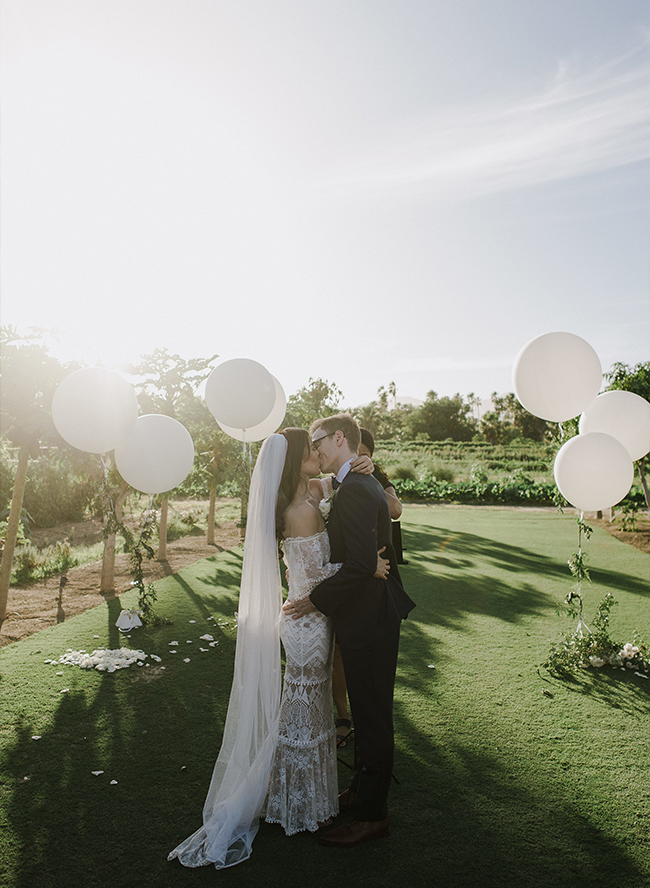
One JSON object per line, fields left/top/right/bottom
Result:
{"left": 310, "top": 471, "right": 415, "bottom": 649}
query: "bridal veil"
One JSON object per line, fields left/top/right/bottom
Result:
{"left": 168, "top": 433, "right": 287, "bottom": 868}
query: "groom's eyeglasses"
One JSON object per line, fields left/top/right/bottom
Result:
{"left": 311, "top": 431, "right": 336, "bottom": 452}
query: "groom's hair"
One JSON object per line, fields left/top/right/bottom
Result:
{"left": 311, "top": 413, "right": 361, "bottom": 453}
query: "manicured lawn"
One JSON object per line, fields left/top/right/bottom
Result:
{"left": 0, "top": 506, "right": 648, "bottom": 888}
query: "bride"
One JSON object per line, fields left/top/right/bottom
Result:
{"left": 168, "top": 429, "right": 388, "bottom": 869}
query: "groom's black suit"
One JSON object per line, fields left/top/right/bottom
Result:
{"left": 310, "top": 470, "right": 415, "bottom": 822}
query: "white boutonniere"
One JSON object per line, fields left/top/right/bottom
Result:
{"left": 319, "top": 492, "right": 335, "bottom": 522}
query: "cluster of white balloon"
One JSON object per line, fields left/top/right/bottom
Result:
{"left": 52, "top": 367, "right": 195, "bottom": 494}
{"left": 204, "top": 359, "right": 287, "bottom": 444}
{"left": 51, "top": 359, "right": 286, "bottom": 495}
{"left": 513, "top": 332, "right": 650, "bottom": 513}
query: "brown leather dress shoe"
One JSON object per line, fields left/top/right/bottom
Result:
{"left": 337, "top": 788, "right": 357, "bottom": 813}
{"left": 318, "top": 818, "right": 390, "bottom": 847}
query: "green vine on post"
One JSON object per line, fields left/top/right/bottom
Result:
{"left": 101, "top": 471, "right": 171, "bottom": 627}
{"left": 562, "top": 513, "right": 593, "bottom": 633}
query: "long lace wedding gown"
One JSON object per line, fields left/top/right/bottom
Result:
{"left": 264, "top": 529, "right": 341, "bottom": 834}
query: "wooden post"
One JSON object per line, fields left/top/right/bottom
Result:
{"left": 207, "top": 473, "right": 217, "bottom": 546}
{"left": 636, "top": 458, "right": 650, "bottom": 512}
{"left": 0, "top": 444, "right": 30, "bottom": 626}
{"left": 157, "top": 497, "right": 169, "bottom": 560}
{"left": 100, "top": 481, "right": 129, "bottom": 595}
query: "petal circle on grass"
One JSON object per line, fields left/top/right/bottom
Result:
{"left": 579, "top": 390, "right": 650, "bottom": 461}
{"left": 204, "top": 359, "right": 275, "bottom": 429}
{"left": 554, "top": 432, "right": 634, "bottom": 512}
{"left": 217, "top": 375, "right": 286, "bottom": 442}
{"left": 52, "top": 368, "right": 139, "bottom": 454}
{"left": 114, "top": 415, "right": 195, "bottom": 494}
{"left": 512, "top": 332, "right": 602, "bottom": 422}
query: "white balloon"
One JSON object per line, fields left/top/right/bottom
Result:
{"left": 205, "top": 359, "right": 275, "bottom": 429}
{"left": 512, "top": 332, "right": 602, "bottom": 422}
{"left": 579, "top": 390, "right": 650, "bottom": 461}
{"left": 217, "top": 376, "right": 287, "bottom": 442}
{"left": 52, "top": 368, "right": 139, "bottom": 454}
{"left": 114, "top": 415, "right": 195, "bottom": 495}
{"left": 554, "top": 432, "right": 634, "bottom": 512}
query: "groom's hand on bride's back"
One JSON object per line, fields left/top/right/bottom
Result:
{"left": 283, "top": 597, "right": 317, "bottom": 620}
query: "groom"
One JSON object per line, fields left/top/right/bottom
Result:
{"left": 285, "top": 413, "right": 415, "bottom": 847}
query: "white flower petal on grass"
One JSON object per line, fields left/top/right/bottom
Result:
{"left": 427, "top": 664, "right": 435, "bottom": 669}
{"left": 31, "top": 735, "right": 42, "bottom": 741}
{"left": 56, "top": 671, "right": 64, "bottom": 676}
{"left": 186, "top": 640, "right": 192, "bottom": 644}
{"left": 209, "top": 642, "right": 218, "bottom": 647}
{"left": 199, "top": 648, "right": 208, "bottom": 652}
{"left": 634, "top": 671, "right": 648, "bottom": 679}
{"left": 110, "top": 780, "right": 118, "bottom": 785}
{"left": 199, "top": 634, "right": 214, "bottom": 641}
{"left": 150, "top": 655, "right": 161, "bottom": 663}
{"left": 183, "top": 658, "right": 191, "bottom": 663}
{"left": 189, "top": 620, "right": 196, "bottom": 623}
{"left": 91, "top": 771, "right": 104, "bottom": 776}
{"left": 169, "top": 641, "right": 179, "bottom": 646}
{"left": 60, "top": 688, "right": 69, "bottom": 693}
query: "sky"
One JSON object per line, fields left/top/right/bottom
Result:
{"left": 1, "top": 0, "right": 649, "bottom": 409}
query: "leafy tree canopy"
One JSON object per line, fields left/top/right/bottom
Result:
{"left": 407, "top": 391, "right": 477, "bottom": 442}
{"left": 0, "top": 326, "right": 73, "bottom": 452}
{"left": 284, "top": 378, "right": 344, "bottom": 430}
{"left": 604, "top": 362, "right": 649, "bottom": 401}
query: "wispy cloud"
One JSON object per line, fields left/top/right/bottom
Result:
{"left": 342, "top": 48, "right": 649, "bottom": 200}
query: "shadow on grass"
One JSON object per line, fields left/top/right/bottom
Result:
{"left": 402, "top": 526, "right": 554, "bottom": 633}
{"left": 2, "top": 531, "right": 648, "bottom": 888}
{"left": 545, "top": 666, "right": 650, "bottom": 715}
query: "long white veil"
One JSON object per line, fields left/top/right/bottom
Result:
{"left": 168, "top": 433, "right": 288, "bottom": 869}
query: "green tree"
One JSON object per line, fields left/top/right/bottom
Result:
{"left": 284, "top": 378, "right": 344, "bottom": 429}
{"left": 407, "top": 391, "right": 477, "bottom": 442}
{"left": 0, "top": 327, "right": 70, "bottom": 625}
{"left": 352, "top": 382, "right": 414, "bottom": 440}
{"left": 604, "top": 362, "right": 650, "bottom": 401}
{"left": 480, "top": 393, "right": 550, "bottom": 444}
{"left": 604, "top": 361, "right": 650, "bottom": 510}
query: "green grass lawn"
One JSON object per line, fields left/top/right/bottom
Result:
{"left": 1, "top": 506, "right": 648, "bottom": 888}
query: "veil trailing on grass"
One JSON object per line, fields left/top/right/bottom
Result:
{"left": 168, "top": 433, "right": 287, "bottom": 869}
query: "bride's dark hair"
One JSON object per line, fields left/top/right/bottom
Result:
{"left": 276, "top": 428, "right": 310, "bottom": 538}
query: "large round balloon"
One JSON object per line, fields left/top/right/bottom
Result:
{"left": 52, "top": 368, "right": 139, "bottom": 453}
{"left": 554, "top": 432, "right": 634, "bottom": 512}
{"left": 512, "top": 332, "right": 602, "bottom": 422}
{"left": 114, "top": 415, "right": 195, "bottom": 495}
{"left": 217, "top": 376, "right": 287, "bottom": 442}
{"left": 205, "top": 359, "right": 275, "bottom": 429}
{"left": 579, "top": 390, "right": 650, "bottom": 461}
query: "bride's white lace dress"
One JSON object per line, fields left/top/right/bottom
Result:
{"left": 264, "top": 529, "right": 341, "bottom": 834}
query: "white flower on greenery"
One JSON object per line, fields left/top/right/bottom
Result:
{"left": 589, "top": 656, "right": 606, "bottom": 668}
{"left": 319, "top": 493, "right": 335, "bottom": 522}
{"left": 199, "top": 634, "right": 214, "bottom": 641}
{"left": 619, "top": 643, "right": 639, "bottom": 660}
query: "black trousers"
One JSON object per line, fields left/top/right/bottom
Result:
{"left": 339, "top": 624, "right": 401, "bottom": 821}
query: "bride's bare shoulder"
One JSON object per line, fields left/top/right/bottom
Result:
{"left": 283, "top": 499, "right": 322, "bottom": 539}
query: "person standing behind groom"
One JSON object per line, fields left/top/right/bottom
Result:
{"left": 283, "top": 413, "right": 415, "bottom": 847}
